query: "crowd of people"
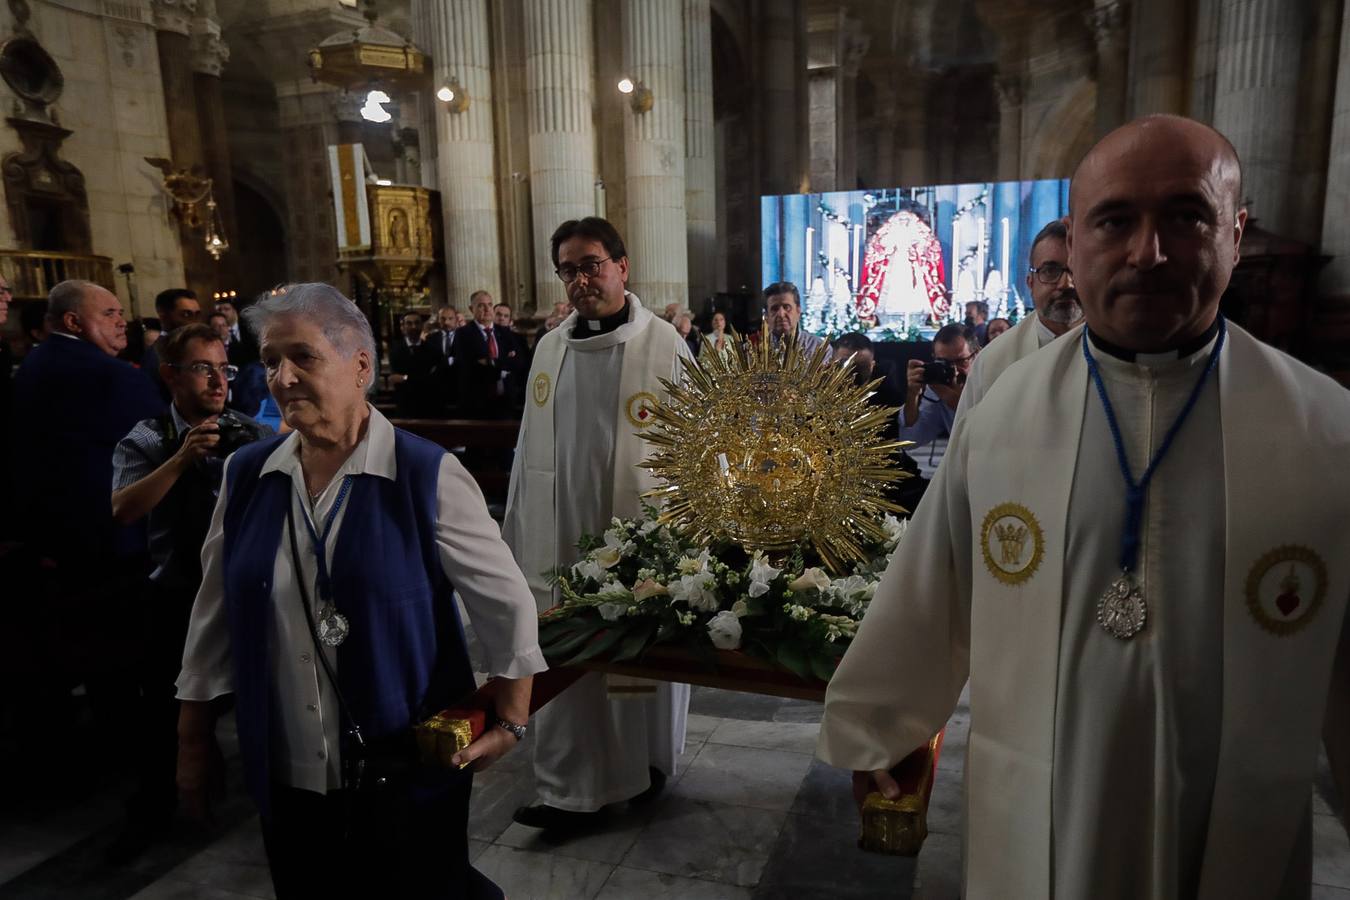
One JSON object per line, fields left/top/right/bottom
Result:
{"left": 0, "top": 114, "right": 1347, "bottom": 900}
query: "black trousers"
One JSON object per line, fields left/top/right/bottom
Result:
{"left": 261, "top": 771, "right": 502, "bottom": 900}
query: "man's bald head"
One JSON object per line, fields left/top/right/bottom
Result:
{"left": 1071, "top": 115, "right": 1244, "bottom": 217}
{"left": 1066, "top": 114, "right": 1248, "bottom": 352}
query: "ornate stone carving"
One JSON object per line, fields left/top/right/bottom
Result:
{"left": 1086, "top": 0, "right": 1128, "bottom": 46}
{"left": 2, "top": 117, "right": 92, "bottom": 253}
{"left": 151, "top": 0, "right": 199, "bottom": 36}
{"left": 190, "top": 26, "right": 229, "bottom": 76}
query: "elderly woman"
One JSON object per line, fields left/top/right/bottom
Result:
{"left": 174, "top": 283, "right": 544, "bottom": 899}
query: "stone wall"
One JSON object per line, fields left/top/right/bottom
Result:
{"left": 0, "top": 0, "right": 185, "bottom": 317}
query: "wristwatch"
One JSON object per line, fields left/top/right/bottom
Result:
{"left": 495, "top": 717, "right": 527, "bottom": 741}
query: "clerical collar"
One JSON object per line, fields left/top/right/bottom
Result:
{"left": 572, "top": 297, "right": 630, "bottom": 338}
{"left": 1085, "top": 317, "right": 1222, "bottom": 364}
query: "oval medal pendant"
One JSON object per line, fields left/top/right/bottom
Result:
{"left": 316, "top": 606, "right": 350, "bottom": 647}
{"left": 1097, "top": 573, "right": 1147, "bottom": 639}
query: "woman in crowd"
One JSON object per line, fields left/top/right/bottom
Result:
{"left": 174, "top": 282, "right": 545, "bottom": 899}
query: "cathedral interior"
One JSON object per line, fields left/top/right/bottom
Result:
{"left": 3, "top": 1, "right": 1350, "bottom": 898}
{"left": 0, "top": 0, "right": 1345, "bottom": 372}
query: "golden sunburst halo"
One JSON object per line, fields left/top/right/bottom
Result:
{"left": 640, "top": 327, "right": 912, "bottom": 574}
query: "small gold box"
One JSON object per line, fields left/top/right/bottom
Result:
{"left": 413, "top": 709, "right": 482, "bottom": 769}
{"left": 857, "top": 732, "right": 944, "bottom": 856}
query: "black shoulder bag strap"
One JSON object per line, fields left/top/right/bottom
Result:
{"left": 284, "top": 501, "right": 367, "bottom": 787}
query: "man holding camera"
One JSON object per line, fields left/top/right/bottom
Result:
{"left": 899, "top": 323, "right": 978, "bottom": 449}
{"left": 107, "top": 322, "right": 271, "bottom": 858}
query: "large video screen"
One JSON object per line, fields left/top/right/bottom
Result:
{"left": 761, "top": 179, "right": 1070, "bottom": 340}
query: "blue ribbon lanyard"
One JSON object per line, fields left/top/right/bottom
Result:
{"left": 298, "top": 475, "right": 354, "bottom": 604}
{"left": 1081, "top": 317, "right": 1226, "bottom": 574}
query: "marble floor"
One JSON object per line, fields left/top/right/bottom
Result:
{"left": 3, "top": 684, "right": 1350, "bottom": 900}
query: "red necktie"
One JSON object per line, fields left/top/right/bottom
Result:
{"left": 487, "top": 327, "right": 498, "bottom": 360}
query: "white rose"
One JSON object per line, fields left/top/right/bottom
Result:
{"left": 596, "top": 580, "right": 630, "bottom": 599}
{"left": 598, "top": 602, "right": 628, "bottom": 621}
{"left": 572, "top": 558, "right": 606, "bottom": 584}
{"left": 671, "top": 572, "right": 718, "bottom": 611}
{"left": 747, "top": 553, "right": 782, "bottom": 598}
{"left": 706, "top": 610, "right": 743, "bottom": 650}
{"left": 788, "top": 567, "right": 831, "bottom": 594}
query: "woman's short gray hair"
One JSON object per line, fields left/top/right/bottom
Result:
{"left": 243, "top": 283, "right": 378, "bottom": 394}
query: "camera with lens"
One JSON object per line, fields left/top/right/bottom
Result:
{"left": 213, "top": 412, "right": 260, "bottom": 457}
{"left": 921, "top": 359, "right": 957, "bottom": 387}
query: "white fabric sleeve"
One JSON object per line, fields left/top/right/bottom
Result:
{"left": 817, "top": 415, "right": 974, "bottom": 772}
{"left": 435, "top": 453, "right": 547, "bottom": 679}
{"left": 175, "top": 455, "right": 236, "bottom": 701}
{"left": 953, "top": 351, "right": 989, "bottom": 426}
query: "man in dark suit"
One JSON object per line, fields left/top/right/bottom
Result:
{"left": 142, "top": 288, "right": 202, "bottom": 401}
{"left": 415, "top": 305, "right": 460, "bottom": 414}
{"left": 8, "top": 280, "right": 165, "bottom": 824}
{"left": 456, "top": 291, "right": 525, "bottom": 419}
{"left": 388, "top": 311, "right": 432, "bottom": 416}
{"left": 13, "top": 280, "right": 164, "bottom": 562}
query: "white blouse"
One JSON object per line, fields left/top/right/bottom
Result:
{"left": 176, "top": 405, "right": 546, "bottom": 793}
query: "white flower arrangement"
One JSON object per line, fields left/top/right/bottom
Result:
{"left": 538, "top": 507, "right": 908, "bottom": 682}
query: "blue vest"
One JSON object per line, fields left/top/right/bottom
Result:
{"left": 221, "top": 429, "right": 476, "bottom": 811}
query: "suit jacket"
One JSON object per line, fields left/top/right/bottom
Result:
{"left": 415, "top": 329, "right": 459, "bottom": 412}
{"left": 454, "top": 322, "right": 525, "bottom": 416}
{"left": 387, "top": 336, "right": 426, "bottom": 377}
{"left": 11, "top": 334, "right": 164, "bottom": 562}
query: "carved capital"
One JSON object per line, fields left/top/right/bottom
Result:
{"left": 1085, "top": 0, "right": 1128, "bottom": 45}
{"left": 151, "top": 0, "right": 199, "bottom": 36}
{"left": 190, "top": 23, "right": 229, "bottom": 76}
{"left": 994, "top": 73, "right": 1023, "bottom": 108}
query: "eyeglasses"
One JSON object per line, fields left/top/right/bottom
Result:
{"left": 555, "top": 257, "right": 611, "bottom": 283}
{"left": 0, "top": 285, "right": 12, "bottom": 296}
{"left": 1029, "top": 262, "right": 1072, "bottom": 284}
{"left": 171, "top": 362, "right": 238, "bottom": 381}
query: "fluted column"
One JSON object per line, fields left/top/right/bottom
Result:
{"left": 1212, "top": 0, "right": 1305, "bottom": 236}
{"left": 684, "top": 0, "right": 716, "bottom": 306}
{"left": 622, "top": 0, "right": 687, "bottom": 311}
{"left": 1127, "top": 0, "right": 1187, "bottom": 116}
{"left": 412, "top": 0, "right": 502, "bottom": 307}
{"left": 190, "top": 0, "right": 237, "bottom": 290}
{"left": 1088, "top": 0, "right": 1130, "bottom": 138}
{"left": 524, "top": 0, "right": 598, "bottom": 314}
{"left": 152, "top": 0, "right": 216, "bottom": 296}
{"left": 1320, "top": 6, "right": 1350, "bottom": 294}
{"left": 758, "top": 0, "right": 807, "bottom": 195}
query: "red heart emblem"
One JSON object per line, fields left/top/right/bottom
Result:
{"left": 1276, "top": 590, "right": 1301, "bottom": 617}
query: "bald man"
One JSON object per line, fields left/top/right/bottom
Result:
{"left": 819, "top": 115, "right": 1350, "bottom": 899}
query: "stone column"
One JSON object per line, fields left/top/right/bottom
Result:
{"left": 684, "top": 0, "right": 716, "bottom": 306}
{"left": 522, "top": 0, "right": 598, "bottom": 314}
{"left": 412, "top": 0, "right": 502, "bottom": 307}
{"left": 152, "top": 0, "right": 215, "bottom": 297}
{"left": 1088, "top": 0, "right": 1130, "bottom": 138}
{"left": 1320, "top": 5, "right": 1350, "bottom": 295}
{"left": 190, "top": 1, "right": 237, "bottom": 289}
{"left": 994, "top": 74, "right": 1024, "bottom": 181}
{"left": 1127, "top": 0, "right": 1187, "bottom": 116}
{"left": 622, "top": 0, "right": 687, "bottom": 311}
{"left": 1212, "top": 0, "right": 1305, "bottom": 237}
{"left": 1188, "top": 0, "right": 1222, "bottom": 120}
{"left": 757, "top": 0, "right": 807, "bottom": 195}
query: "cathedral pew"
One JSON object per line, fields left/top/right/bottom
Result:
{"left": 391, "top": 417, "right": 521, "bottom": 503}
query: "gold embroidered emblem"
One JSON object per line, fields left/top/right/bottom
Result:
{"left": 532, "top": 373, "right": 551, "bottom": 407}
{"left": 980, "top": 502, "right": 1044, "bottom": 585}
{"left": 1245, "top": 545, "right": 1327, "bottom": 636}
{"left": 625, "top": 391, "right": 659, "bottom": 428}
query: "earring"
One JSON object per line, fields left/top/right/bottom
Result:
{"left": 357, "top": 378, "right": 365, "bottom": 387}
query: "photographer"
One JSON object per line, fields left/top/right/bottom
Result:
{"left": 900, "top": 323, "right": 978, "bottom": 449}
{"left": 106, "top": 323, "right": 271, "bottom": 860}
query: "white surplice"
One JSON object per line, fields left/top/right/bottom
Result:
{"left": 819, "top": 320, "right": 1350, "bottom": 899}
{"left": 503, "top": 296, "right": 692, "bottom": 812}
{"left": 955, "top": 311, "right": 1059, "bottom": 422}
